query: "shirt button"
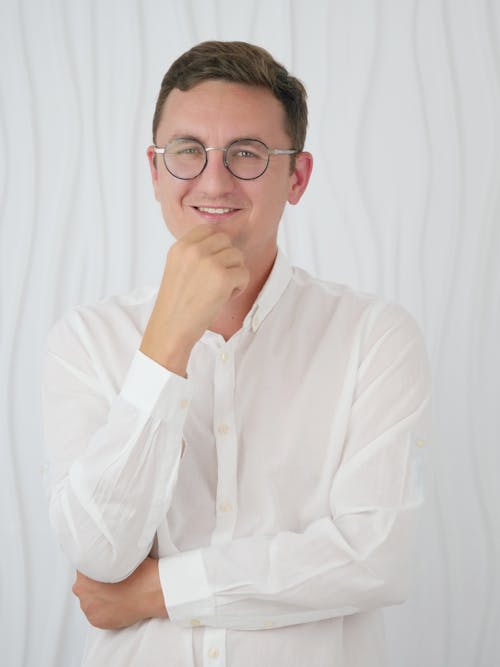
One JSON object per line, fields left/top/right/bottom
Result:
{"left": 219, "top": 500, "right": 233, "bottom": 513}
{"left": 180, "top": 399, "right": 189, "bottom": 410}
{"left": 251, "top": 313, "right": 260, "bottom": 329}
{"left": 207, "top": 647, "right": 220, "bottom": 659}
{"left": 220, "top": 351, "right": 229, "bottom": 363}
{"left": 416, "top": 438, "right": 425, "bottom": 448}
{"left": 190, "top": 618, "right": 201, "bottom": 626}
{"left": 264, "top": 620, "right": 275, "bottom": 628}
{"left": 217, "top": 423, "right": 230, "bottom": 435}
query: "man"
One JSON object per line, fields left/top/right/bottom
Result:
{"left": 43, "top": 41, "right": 431, "bottom": 666}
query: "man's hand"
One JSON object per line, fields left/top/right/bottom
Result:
{"left": 72, "top": 557, "right": 168, "bottom": 630}
{"left": 140, "top": 224, "right": 249, "bottom": 375}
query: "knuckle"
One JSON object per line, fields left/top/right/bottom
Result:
{"left": 240, "top": 267, "right": 250, "bottom": 287}
{"left": 211, "top": 263, "right": 227, "bottom": 286}
{"left": 88, "top": 613, "right": 99, "bottom": 627}
{"left": 213, "top": 231, "right": 231, "bottom": 245}
{"left": 82, "top": 605, "right": 101, "bottom": 628}
{"left": 185, "top": 242, "right": 203, "bottom": 263}
{"left": 232, "top": 247, "right": 244, "bottom": 263}
{"left": 169, "top": 239, "right": 188, "bottom": 262}
{"left": 168, "top": 242, "right": 180, "bottom": 260}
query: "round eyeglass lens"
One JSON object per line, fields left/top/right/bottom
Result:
{"left": 226, "top": 139, "right": 269, "bottom": 179}
{"left": 164, "top": 139, "right": 207, "bottom": 179}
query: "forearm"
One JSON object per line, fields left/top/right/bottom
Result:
{"left": 72, "top": 488, "right": 422, "bottom": 632}
{"left": 158, "top": 498, "right": 422, "bottom": 630}
{"left": 45, "top": 349, "right": 191, "bottom": 581}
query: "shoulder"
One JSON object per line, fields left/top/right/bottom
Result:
{"left": 288, "top": 264, "right": 418, "bottom": 331}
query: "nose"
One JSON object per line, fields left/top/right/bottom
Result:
{"left": 196, "top": 147, "right": 236, "bottom": 196}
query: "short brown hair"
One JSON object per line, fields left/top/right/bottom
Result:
{"left": 152, "top": 41, "right": 308, "bottom": 157}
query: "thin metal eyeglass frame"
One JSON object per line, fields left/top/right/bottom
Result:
{"left": 152, "top": 137, "right": 298, "bottom": 181}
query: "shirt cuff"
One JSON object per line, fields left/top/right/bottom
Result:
{"left": 119, "top": 350, "right": 190, "bottom": 415}
{"left": 159, "top": 549, "right": 216, "bottom": 625}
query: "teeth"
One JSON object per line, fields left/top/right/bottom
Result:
{"left": 198, "top": 207, "right": 234, "bottom": 214}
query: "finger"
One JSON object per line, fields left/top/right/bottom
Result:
{"left": 198, "top": 230, "right": 233, "bottom": 254}
{"left": 214, "top": 246, "right": 245, "bottom": 268}
{"left": 226, "top": 265, "right": 250, "bottom": 293}
{"left": 179, "top": 223, "right": 220, "bottom": 244}
{"left": 172, "top": 229, "right": 232, "bottom": 265}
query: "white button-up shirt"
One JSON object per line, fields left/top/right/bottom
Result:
{"left": 42, "top": 249, "right": 431, "bottom": 667}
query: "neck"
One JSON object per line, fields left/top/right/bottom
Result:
{"left": 208, "top": 247, "right": 277, "bottom": 341}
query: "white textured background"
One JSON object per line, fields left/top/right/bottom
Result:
{"left": 1, "top": 1, "right": 499, "bottom": 665}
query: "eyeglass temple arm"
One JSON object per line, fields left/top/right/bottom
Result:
{"left": 269, "top": 149, "right": 298, "bottom": 155}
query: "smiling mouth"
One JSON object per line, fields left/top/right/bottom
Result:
{"left": 195, "top": 206, "right": 239, "bottom": 214}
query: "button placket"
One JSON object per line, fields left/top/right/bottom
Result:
{"left": 203, "top": 627, "right": 226, "bottom": 667}
{"left": 212, "top": 344, "right": 238, "bottom": 545}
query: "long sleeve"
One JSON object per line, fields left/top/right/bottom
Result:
{"left": 42, "top": 309, "right": 191, "bottom": 582}
{"left": 158, "top": 304, "right": 432, "bottom": 630}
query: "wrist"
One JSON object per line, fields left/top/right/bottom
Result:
{"left": 142, "top": 585, "right": 168, "bottom": 620}
{"left": 140, "top": 327, "right": 195, "bottom": 377}
{"left": 136, "top": 558, "right": 169, "bottom": 621}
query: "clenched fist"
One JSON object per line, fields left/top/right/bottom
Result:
{"left": 140, "top": 224, "right": 249, "bottom": 375}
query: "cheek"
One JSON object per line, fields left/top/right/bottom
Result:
{"left": 159, "top": 180, "right": 186, "bottom": 212}
{"left": 252, "top": 179, "right": 290, "bottom": 219}
{"left": 157, "top": 184, "right": 189, "bottom": 235}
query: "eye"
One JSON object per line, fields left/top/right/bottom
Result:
{"left": 177, "top": 145, "right": 203, "bottom": 156}
{"left": 229, "top": 141, "right": 268, "bottom": 161}
{"left": 167, "top": 140, "right": 204, "bottom": 156}
{"left": 236, "top": 149, "right": 258, "bottom": 158}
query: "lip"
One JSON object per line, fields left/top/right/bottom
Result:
{"left": 191, "top": 205, "right": 242, "bottom": 222}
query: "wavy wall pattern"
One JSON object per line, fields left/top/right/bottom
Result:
{"left": 1, "top": 0, "right": 498, "bottom": 665}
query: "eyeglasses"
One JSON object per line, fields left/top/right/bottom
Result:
{"left": 152, "top": 138, "right": 298, "bottom": 181}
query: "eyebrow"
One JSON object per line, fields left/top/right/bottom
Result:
{"left": 167, "top": 134, "right": 202, "bottom": 143}
{"left": 161, "top": 133, "right": 269, "bottom": 145}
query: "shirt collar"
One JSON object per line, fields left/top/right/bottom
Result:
{"left": 242, "top": 246, "right": 293, "bottom": 334}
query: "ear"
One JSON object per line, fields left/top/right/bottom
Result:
{"left": 287, "top": 151, "right": 313, "bottom": 205}
{"left": 146, "top": 146, "right": 161, "bottom": 201}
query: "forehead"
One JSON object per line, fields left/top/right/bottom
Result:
{"left": 157, "top": 80, "right": 288, "bottom": 142}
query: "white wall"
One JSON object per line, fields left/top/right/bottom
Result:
{"left": 1, "top": 1, "right": 499, "bottom": 665}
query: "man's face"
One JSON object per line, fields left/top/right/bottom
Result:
{"left": 147, "top": 80, "right": 312, "bottom": 264}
